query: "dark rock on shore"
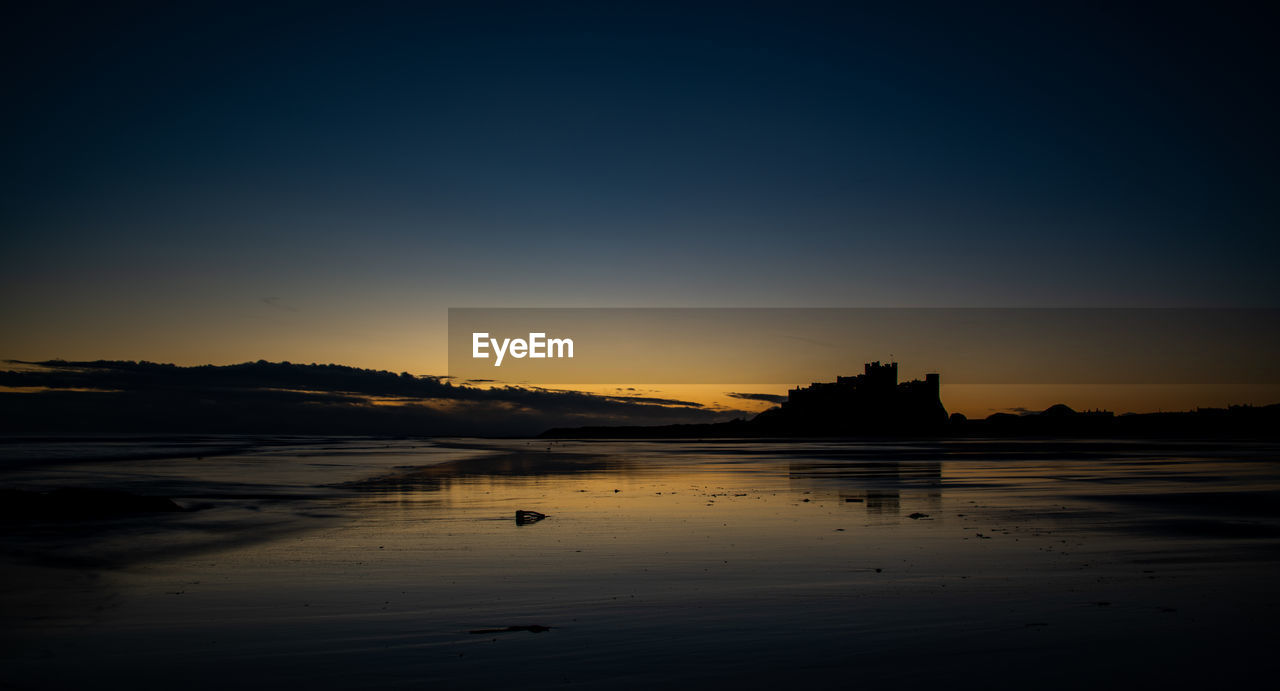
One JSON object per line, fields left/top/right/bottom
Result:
{"left": 515, "top": 509, "right": 547, "bottom": 525}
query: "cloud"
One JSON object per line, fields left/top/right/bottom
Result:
{"left": 598, "top": 394, "right": 704, "bottom": 407}
{"left": 0, "top": 360, "right": 749, "bottom": 436}
{"left": 782, "top": 334, "right": 840, "bottom": 348}
{"left": 726, "top": 392, "right": 788, "bottom": 404}
{"left": 260, "top": 297, "right": 299, "bottom": 312}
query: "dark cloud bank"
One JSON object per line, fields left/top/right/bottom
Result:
{"left": 727, "top": 392, "right": 789, "bottom": 404}
{"left": 0, "top": 360, "right": 750, "bottom": 437}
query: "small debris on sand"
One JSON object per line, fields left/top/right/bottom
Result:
{"left": 907, "top": 512, "right": 929, "bottom": 519}
{"left": 515, "top": 510, "right": 548, "bottom": 525}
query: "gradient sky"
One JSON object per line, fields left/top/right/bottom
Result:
{"left": 3, "top": 2, "right": 1277, "bottom": 386}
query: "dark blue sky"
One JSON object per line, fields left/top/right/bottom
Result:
{"left": 2, "top": 1, "right": 1277, "bottom": 368}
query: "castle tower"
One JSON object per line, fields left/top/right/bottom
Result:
{"left": 925, "top": 372, "right": 940, "bottom": 399}
{"left": 864, "top": 361, "right": 898, "bottom": 393}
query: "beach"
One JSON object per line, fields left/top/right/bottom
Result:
{"left": 2, "top": 437, "right": 1278, "bottom": 689}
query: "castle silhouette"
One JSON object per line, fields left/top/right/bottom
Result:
{"left": 753, "top": 361, "right": 948, "bottom": 434}
{"left": 541, "top": 361, "right": 951, "bottom": 438}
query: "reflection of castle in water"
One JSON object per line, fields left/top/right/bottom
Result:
{"left": 787, "top": 459, "right": 942, "bottom": 485}
{"left": 788, "top": 458, "right": 943, "bottom": 515}
{"left": 842, "top": 490, "right": 902, "bottom": 514}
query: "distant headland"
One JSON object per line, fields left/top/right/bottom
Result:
{"left": 3, "top": 358, "right": 1276, "bottom": 439}
{"left": 540, "top": 362, "right": 1280, "bottom": 439}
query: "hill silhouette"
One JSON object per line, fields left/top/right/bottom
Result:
{"left": 0, "top": 359, "right": 746, "bottom": 437}
{"left": 541, "top": 363, "right": 1280, "bottom": 439}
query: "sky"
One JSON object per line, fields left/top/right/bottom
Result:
{"left": 2, "top": 2, "right": 1277, "bottom": 416}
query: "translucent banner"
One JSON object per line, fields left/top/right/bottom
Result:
{"left": 447, "top": 308, "right": 1280, "bottom": 386}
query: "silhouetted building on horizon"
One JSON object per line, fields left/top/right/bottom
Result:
{"left": 540, "top": 361, "right": 1280, "bottom": 438}
{"left": 754, "top": 361, "right": 948, "bottom": 435}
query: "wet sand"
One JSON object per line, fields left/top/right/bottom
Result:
{"left": 2, "top": 437, "right": 1278, "bottom": 689}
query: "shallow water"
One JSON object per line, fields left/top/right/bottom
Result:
{"left": 2, "top": 437, "right": 1279, "bottom": 689}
